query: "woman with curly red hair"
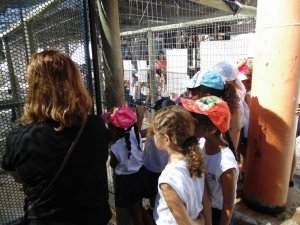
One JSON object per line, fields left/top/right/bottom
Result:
{"left": 1, "top": 49, "right": 111, "bottom": 225}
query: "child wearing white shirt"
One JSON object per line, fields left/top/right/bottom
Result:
{"left": 108, "top": 106, "right": 153, "bottom": 225}
{"left": 152, "top": 106, "right": 211, "bottom": 225}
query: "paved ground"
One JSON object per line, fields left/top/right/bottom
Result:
{"left": 221, "top": 136, "right": 300, "bottom": 225}
{"left": 235, "top": 183, "right": 300, "bottom": 225}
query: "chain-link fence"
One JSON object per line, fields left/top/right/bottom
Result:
{"left": 0, "top": 0, "right": 94, "bottom": 223}
{"left": 118, "top": 0, "right": 256, "bottom": 112}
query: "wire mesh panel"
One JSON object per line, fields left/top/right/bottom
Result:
{"left": 0, "top": 0, "right": 93, "bottom": 223}
{"left": 119, "top": 0, "right": 256, "bottom": 110}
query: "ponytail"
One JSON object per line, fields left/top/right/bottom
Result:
{"left": 124, "top": 124, "right": 142, "bottom": 159}
{"left": 133, "top": 124, "right": 142, "bottom": 151}
{"left": 183, "top": 137, "right": 206, "bottom": 178}
{"left": 224, "top": 130, "right": 238, "bottom": 161}
{"left": 223, "top": 83, "right": 239, "bottom": 114}
{"left": 124, "top": 128, "right": 132, "bottom": 159}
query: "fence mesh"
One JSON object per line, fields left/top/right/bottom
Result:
{"left": 0, "top": 0, "right": 93, "bottom": 223}
{"left": 118, "top": 0, "right": 256, "bottom": 112}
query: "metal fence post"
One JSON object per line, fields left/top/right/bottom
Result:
{"left": 147, "top": 30, "right": 157, "bottom": 113}
{"left": 87, "top": 0, "right": 103, "bottom": 115}
{"left": 80, "top": 0, "right": 94, "bottom": 109}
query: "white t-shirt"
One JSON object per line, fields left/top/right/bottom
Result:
{"left": 205, "top": 147, "right": 239, "bottom": 210}
{"left": 111, "top": 128, "right": 143, "bottom": 175}
{"left": 154, "top": 160, "right": 205, "bottom": 225}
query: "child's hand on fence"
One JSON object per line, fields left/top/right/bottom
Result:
{"left": 136, "top": 105, "right": 144, "bottom": 132}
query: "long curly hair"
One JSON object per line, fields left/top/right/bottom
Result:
{"left": 20, "top": 49, "right": 92, "bottom": 130}
{"left": 152, "top": 106, "right": 205, "bottom": 178}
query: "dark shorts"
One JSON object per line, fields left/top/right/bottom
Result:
{"left": 238, "top": 127, "right": 247, "bottom": 158}
{"left": 115, "top": 166, "right": 148, "bottom": 208}
{"left": 212, "top": 208, "right": 234, "bottom": 225}
{"left": 143, "top": 168, "right": 161, "bottom": 199}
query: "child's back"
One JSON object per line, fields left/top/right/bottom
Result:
{"left": 205, "top": 147, "right": 238, "bottom": 210}
{"left": 154, "top": 159, "right": 205, "bottom": 224}
{"left": 111, "top": 127, "right": 143, "bottom": 175}
{"left": 108, "top": 106, "right": 154, "bottom": 225}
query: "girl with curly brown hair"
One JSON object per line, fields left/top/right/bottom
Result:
{"left": 152, "top": 105, "right": 211, "bottom": 225}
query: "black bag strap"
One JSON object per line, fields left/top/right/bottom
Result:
{"left": 28, "top": 119, "right": 87, "bottom": 210}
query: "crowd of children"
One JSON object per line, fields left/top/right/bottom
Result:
{"left": 105, "top": 62, "right": 246, "bottom": 225}
{"left": 106, "top": 99, "right": 238, "bottom": 224}
{"left": 112, "top": 55, "right": 300, "bottom": 225}
{"left": 108, "top": 59, "right": 300, "bottom": 225}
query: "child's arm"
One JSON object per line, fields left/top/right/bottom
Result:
{"left": 109, "top": 152, "right": 119, "bottom": 170}
{"left": 201, "top": 184, "right": 212, "bottom": 225}
{"left": 245, "top": 93, "right": 251, "bottom": 108}
{"left": 219, "top": 168, "right": 237, "bottom": 225}
{"left": 160, "top": 183, "right": 205, "bottom": 225}
{"left": 237, "top": 58, "right": 247, "bottom": 69}
{"left": 230, "top": 108, "right": 242, "bottom": 150}
{"left": 136, "top": 106, "right": 148, "bottom": 138}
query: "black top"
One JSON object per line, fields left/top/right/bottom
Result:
{"left": 1, "top": 115, "right": 112, "bottom": 225}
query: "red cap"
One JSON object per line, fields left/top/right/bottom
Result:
{"left": 181, "top": 96, "right": 231, "bottom": 133}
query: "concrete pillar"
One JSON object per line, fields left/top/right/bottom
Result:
{"left": 243, "top": 0, "right": 300, "bottom": 213}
